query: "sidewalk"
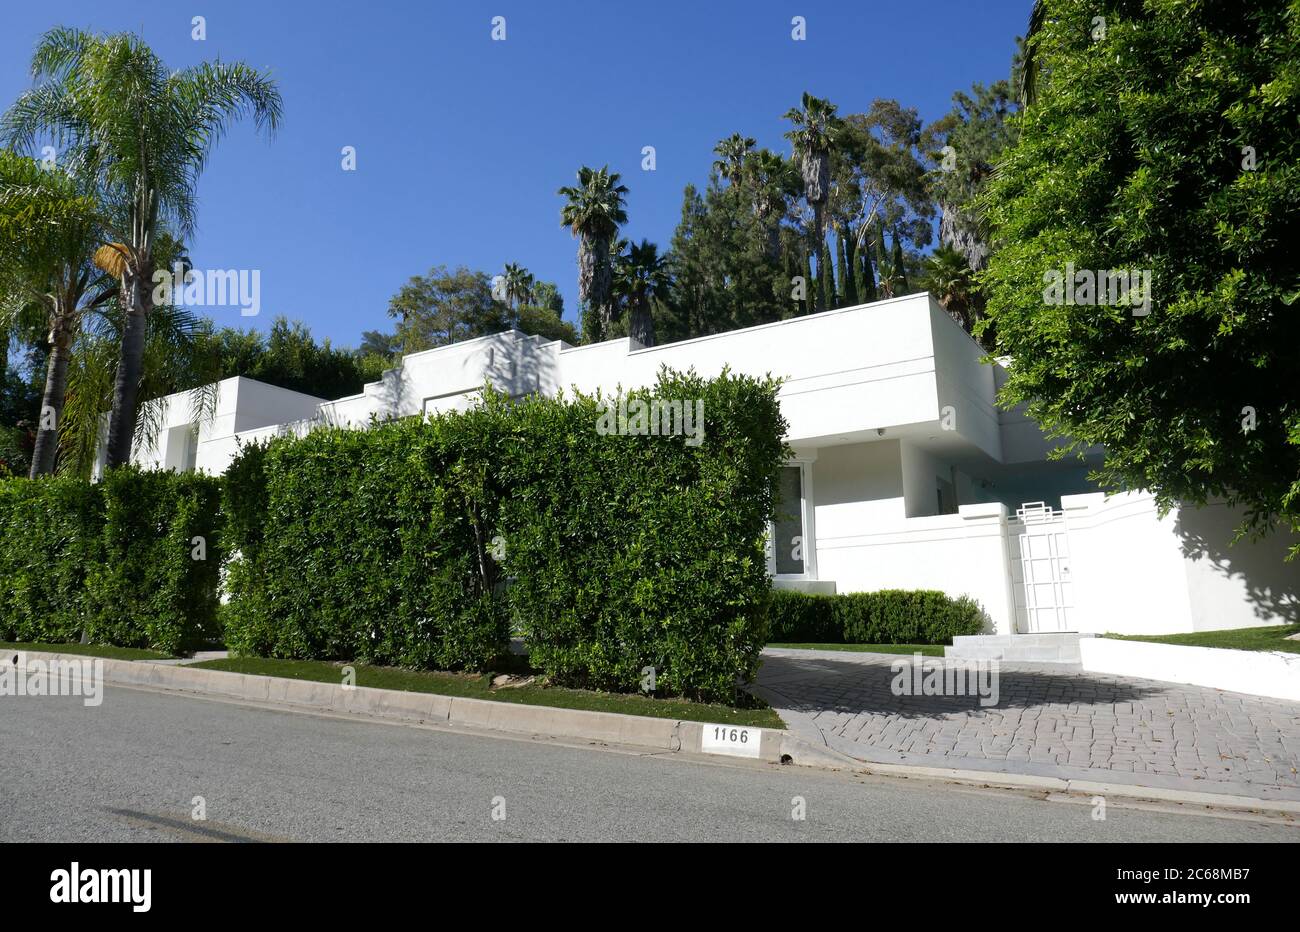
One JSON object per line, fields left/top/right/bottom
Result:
{"left": 752, "top": 647, "right": 1300, "bottom": 804}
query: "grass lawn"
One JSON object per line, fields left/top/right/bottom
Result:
{"left": 1104, "top": 623, "right": 1300, "bottom": 655}
{"left": 191, "top": 656, "right": 784, "bottom": 729}
{"left": 768, "top": 642, "right": 946, "bottom": 657}
{"left": 0, "top": 640, "right": 175, "bottom": 661}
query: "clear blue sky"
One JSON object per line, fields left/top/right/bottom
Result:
{"left": 1, "top": 0, "right": 1031, "bottom": 347}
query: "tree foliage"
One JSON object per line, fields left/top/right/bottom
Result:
{"left": 980, "top": 0, "right": 1300, "bottom": 555}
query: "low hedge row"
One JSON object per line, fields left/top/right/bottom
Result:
{"left": 0, "top": 468, "right": 223, "bottom": 654}
{"left": 223, "top": 368, "right": 788, "bottom": 702}
{"left": 767, "top": 588, "right": 986, "bottom": 644}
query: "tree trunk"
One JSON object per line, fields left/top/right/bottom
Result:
{"left": 629, "top": 295, "right": 656, "bottom": 347}
{"left": 104, "top": 271, "right": 149, "bottom": 469}
{"left": 29, "top": 313, "right": 73, "bottom": 478}
{"left": 812, "top": 202, "right": 827, "bottom": 312}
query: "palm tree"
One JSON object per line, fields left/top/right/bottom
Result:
{"left": 712, "top": 133, "right": 755, "bottom": 183}
{"left": 558, "top": 165, "right": 628, "bottom": 343}
{"left": 0, "top": 150, "right": 115, "bottom": 477}
{"left": 501, "top": 262, "right": 532, "bottom": 315}
{"left": 613, "top": 240, "right": 671, "bottom": 347}
{"left": 3, "top": 27, "right": 282, "bottom": 469}
{"left": 743, "top": 149, "right": 798, "bottom": 261}
{"left": 923, "top": 245, "right": 976, "bottom": 333}
{"left": 784, "top": 93, "right": 844, "bottom": 312}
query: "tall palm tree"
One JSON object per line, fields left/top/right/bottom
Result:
{"left": 613, "top": 240, "right": 671, "bottom": 348}
{"left": 558, "top": 165, "right": 628, "bottom": 343}
{"left": 784, "top": 92, "right": 844, "bottom": 312}
{"left": 712, "top": 133, "right": 756, "bottom": 183}
{"left": 3, "top": 27, "right": 282, "bottom": 469}
{"left": 0, "top": 150, "right": 115, "bottom": 477}
{"left": 1018, "top": 1, "right": 1048, "bottom": 106}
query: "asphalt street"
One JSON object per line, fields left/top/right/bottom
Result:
{"left": 1, "top": 685, "right": 1297, "bottom": 842}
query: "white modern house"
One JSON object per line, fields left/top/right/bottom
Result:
{"left": 110, "top": 292, "right": 1298, "bottom": 640}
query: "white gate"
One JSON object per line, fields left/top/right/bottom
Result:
{"left": 1008, "top": 502, "right": 1074, "bottom": 633}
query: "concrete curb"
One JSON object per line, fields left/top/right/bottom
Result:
{"left": 776, "top": 732, "right": 1300, "bottom": 817}
{"left": 11, "top": 649, "right": 1297, "bottom": 817}
{"left": 10, "top": 650, "right": 779, "bottom": 762}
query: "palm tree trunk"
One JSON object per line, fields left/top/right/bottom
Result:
{"left": 104, "top": 273, "right": 149, "bottom": 469}
{"left": 629, "top": 295, "right": 656, "bottom": 347}
{"left": 29, "top": 314, "right": 72, "bottom": 478}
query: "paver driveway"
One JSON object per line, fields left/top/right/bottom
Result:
{"left": 753, "top": 648, "right": 1300, "bottom": 802}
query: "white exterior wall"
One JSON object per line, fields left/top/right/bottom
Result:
{"left": 1063, "top": 492, "right": 1297, "bottom": 634}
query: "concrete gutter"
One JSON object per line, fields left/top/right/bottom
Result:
{"left": 11, "top": 649, "right": 1298, "bottom": 819}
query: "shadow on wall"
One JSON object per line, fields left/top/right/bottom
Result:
{"left": 484, "top": 333, "right": 547, "bottom": 402}
{"left": 1175, "top": 503, "right": 1300, "bottom": 625}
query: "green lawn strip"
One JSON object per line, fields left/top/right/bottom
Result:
{"left": 0, "top": 640, "right": 176, "bottom": 661}
{"left": 191, "top": 657, "right": 784, "bottom": 729}
{"left": 768, "top": 642, "right": 946, "bottom": 656}
{"left": 1103, "top": 624, "right": 1300, "bottom": 655}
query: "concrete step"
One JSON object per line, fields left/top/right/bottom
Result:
{"left": 946, "top": 633, "right": 1094, "bottom": 663}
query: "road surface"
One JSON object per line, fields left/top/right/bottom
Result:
{"left": 1, "top": 686, "right": 1296, "bottom": 842}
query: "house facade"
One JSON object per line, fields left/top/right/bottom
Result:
{"left": 112, "top": 293, "right": 1298, "bottom": 637}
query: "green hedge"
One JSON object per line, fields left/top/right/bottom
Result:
{"left": 767, "top": 588, "right": 986, "bottom": 644}
{"left": 223, "top": 367, "right": 787, "bottom": 701}
{"left": 0, "top": 468, "right": 223, "bottom": 653}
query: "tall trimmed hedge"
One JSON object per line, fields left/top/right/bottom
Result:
{"left": 223, "top": 367, "right": 787, "bottom": 701}
{"left": 0, "top": 468, "right": 224, "bottom": 653}
{"left": 767, "top": 588, "right": 986, "bottom": 644}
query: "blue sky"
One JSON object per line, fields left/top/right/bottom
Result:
{"left": 1, "top": 0, "right": 1031, "bottom": 347}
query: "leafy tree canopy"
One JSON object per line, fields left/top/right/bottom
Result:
{"left": 980, "top": 0, "right": 1300, "bottom": 554}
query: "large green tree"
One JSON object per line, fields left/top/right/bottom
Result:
{"left": 3, "top": 27, "right": 282, "bottom": 468}
{"left": 980, "top": 0, "right": 1300, "bottom": 555}
{"left": 386, "top": 265, "right": 510, "bottom": 353}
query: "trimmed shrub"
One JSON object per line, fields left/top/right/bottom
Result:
{"left": 766, "top": 589, "right": 839, "bottom": 643}
{"left": 767, "top": 588, "right": 985, "bottom": 644}
{"left": 501, "top": 369, "right": 786, "bottom": 701}
{"left": 0, "top": 469, "right": 223, "bottom": 653}
{"left": 0, "top": 476, "right": 102, "bottom": 643}
{"left": 223, "top": 367, "right": 788, "bottom": 701}
{"left": 85, "top": 468, "right": 224, "bottom": 653}
{"left": 222, "top": 415, "right": 511, "bottom": 671}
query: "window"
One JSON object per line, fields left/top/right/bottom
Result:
{"left": 767, "top": 460, "right": 816, "bottom": 578}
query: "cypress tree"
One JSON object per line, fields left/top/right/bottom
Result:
{"left": 892, "top": 234, "right": 909, "bottom": 293}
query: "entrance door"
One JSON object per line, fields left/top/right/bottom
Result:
{"left": 1009, "top": 502, "right": 1074, "bottom": 632}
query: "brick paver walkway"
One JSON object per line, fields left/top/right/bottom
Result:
{"left": 754, "top": 648, "right": 1300, "bottom": 802}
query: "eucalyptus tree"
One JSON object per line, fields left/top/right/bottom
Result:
{"left": 558, "top": 165, "right": 628, "bottom": 343}
{"left": 2, "top": 27, "right": 283, "bottom": 468}
{"left": 613, "top": 240, "right": 671, "bottom": 348}
{"left": 783, "top": 93, "right": 844, "bottom": 312}
{"left": 0, "top": 150, "right": 115, "bottom": 477}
